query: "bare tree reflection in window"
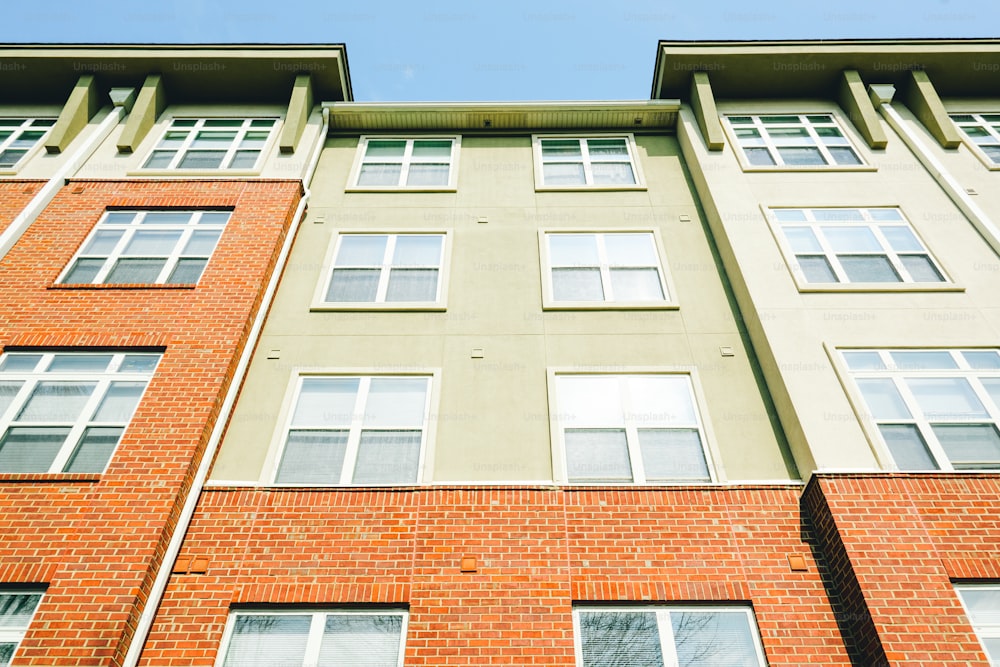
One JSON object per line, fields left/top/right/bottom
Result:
{"left": 579, "top": 611, "right": 664, "bottom": 667}
{"left": 671, "top": 611, "right": 760, "bottom": 667}
{"left": 223, "top": 614, "right": 310, "bottom": 667}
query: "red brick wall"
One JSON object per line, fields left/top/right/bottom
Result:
{"left": 0, "top": 181, "right": 45, "bottom": 233}
{"left": 141, "top": 485, "right": 852, "bottom": 666}
{"left": 803, "top": 473, "right": 998, "bottom": 666}
{"left": 0, "top": 179, "right": 302, "bottom": 666}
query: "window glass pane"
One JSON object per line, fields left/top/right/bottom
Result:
{"left": 364, "top": 377, "right": 427, "bottom": 429}
{"left": 364, "top": 140, "right": 406, "bottom": 158}
{"left": 541, "top": 139, "right": 582, "bottom": 158}
{"left": 91, "top": 382, "right": 144, "bottom": 422}
{"left": 105, "top": 212, "right": 138, "bottom": 225}
{"left": 769, "top": 127, "right": 812, "bottom": 144}
{"left": 777, "top": 147, "right": 826, "bottom": 165}
{"left": 63, "top": 426, "right": 122, "bottom": 473}
{"left": 890, "top": 350, "right": 958, "bottom": 370}
{"left": 123, "top": 230, "right": 182, "bottom": 255}
{"left": 549, "top": 235, "right": 599, "bottom": 266}
{"left": 880, "top": 424, "right": 938, "bottom": 470}
{"left": 899, "top": 255, "right": 944, "bottom": 282}
{"left": 982, "top": 145, "right": 1000, "bottom": 163}
{"left": 199, "top": 211, "right": 231, "bottom": 225}
{"left": 183, "top": 230, "right": 222, "bottom": 256}
{"left": 771, "top": 209, "right": 807, "bottom": 222}
{"left": 249, "top": 119, "right": 276, "bottom": 128}
{"left": 609, "top": 268, "right": 664, "bottom": 301}
{"left": 744, "top": 148, "right": 776, "bottom": 166}
{"left": 783, "top": 227, "right": 822, "bottom": 253}
{"left": 105, "top": 259, "right": 166, "bottom": 284}
{"left": 842, "top": 351, "right": 886, "bottom": 371}
{"left": 815, "top": 126, "right": 846, "bottom": 141}
{"left": 326, "top": 269, "right": 380, "bottom": 302}
{"left": 166, "top": 258, "right": 208, "bottom": 284}
{"left": 0, "top": 382, "right": 22, "bottom": 417}
{"left": 336, "top": 236, "right": 387, "bottom": 266}
{"left": 0, "top": 426, "right": 68, "bottom": 472}
{"left": 839, "top": 255, "right": 900, "bottom": 282}
{"left": 406, "top": 163, "right": 450, "bottom": 186}
{"left": 932, "top": 424, "right": 1000, "bottom": 469}
{"left": 358, "top": 163, "right": 401, "bottom": 186}
{"left": 143, "top": 151, "right": 174, "bottom": 169}
{"left": 239, "top": 132, "right": 269, "bottom": 149}
{"left": 319, "top": 615, "right": 403, "bottom": 667}
{"left": 62, "top": 259, "right": 104, "bottom": 284}
{"left": 0, "top": 643, "right": 13, "bottom": 666}
{"left": 591, "top": 162, "right": 636, "bottom": 185}
{"left": 958, "top": 588, "right": 1000, "bottom": 625}
{"left": 411, "top": 140, "right": 452, "bottom": 158}
{"left": 0, "top": 356, "right": 41, "bottom": 373}
{"left": 222, "top": 614, "right": 311, "bottom": 667}
{"left": 735, "top": 128, "right": 765, "bottom": 145}
{"left": 178, "top": 151, "right": 226, "bottom": 169}
{"left": 191, "top": 131, "right": 236, "bottom": 147}
{"left": 48, "top": 354, "right": 112, "bottom": 372}
{"left": 813, "top": 209, "right": 865, "bottom": 222}
{"left": 579, "top": 611, "right": 664, "bottom": 667}
{"left": 869, "top": 209, "right": 904, "bottom": 221}
{"left": 202, "top": 119, "right": 243, "bottom": 128}
{"left": 552, "top": 268, "right": 604, "bottom": 301}
{"left": 966, "top": 352, "right": 1000, "bottom": 370}
{"left": 119, "top": 355, "right": 160, "bottom": 373}
{"left": 857, "top": 379, "right": 911, "bottom": 420}
{"left": 798, "top": 256, "right": 838, "bottom": 283}
{"left": 82, "top": 230, "right": 124, "bottom": 255}
{"left": 829, "top": 146, "right": 862, "bottom": 165}
{"left": 353, "top": 430, "right": 421, "bottom": 484}
{"left": 0, "top": 592, "right": 41, "bottom": 628}
{"left": 880, "top": 226, "right": 922, "bottom": 251}
{"left": 291, "top": 378, "right": 359, "bottom": 428}
{"left": 822, "top": 227, "right": 881, "bottom": 252}
{"left": 586, "top": 138, "right": 629, "bottom": 156}
{"left": 275, "top": 431, "right": 348, "bottom": 484}
{"left": 638, "top": 429, "right": 710, "bottom": 481}
{"left": 385, "top": 268, "right": 438, "bottom": 302}
{"left": 604, "top": 234, "right": 657, "bottom": 266}
{"left": 559, "top": 376, "right": 624, "bottom": 427}
{"left": 628, "top": 375, "right": 697, "bottom": 425}
{"left": 17, "top": 382, "right": 95, "bottom": 421}
{"left": 565, "top": 429, "right": 631, "bottom": 482}
{"left": 543, "top": 162, "right": 586, "bottom": 185}
{"left": 670, "top": 610, "right": 761, "bottom": 666}
{"left": 392, "top": 235, "right": 442, "bottom": 266}
{"left": 905, "top": 377, "right": 988, "bottom": 419}
{"left": 229, "top": 150, "right": 261, "bottom": 169}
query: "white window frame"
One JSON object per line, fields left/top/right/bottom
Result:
{"left": 838, "top": 348, "right": 1000, "bottom": 472}
{"left": 723, "top": 112, "right": 870, "bottom": 170}
{"left": 0, "top": 118, "right": 56, "bottom": 171}
{"left": 955, "top": 583, "right": 1000, "bottom": 665}
{"left": 0, "top": 351, "right": 161, "bottom": 474}
{"left": 312, "top": 231, "right": 452, "bottom": 311}
{"left": 57, "top": 210, "right": 230, "bottom": 286}
{"left": 0, "top": 588, "right": 43, "bottom": 667}
{"left": 548, "top": 369, "right": 723, "bottom": 485}
{"left": 539, "top": 229, "right": 677, "bottom": 309}
{"left": 139, "top": 117, "right": 279, "bottom": 172}
{"left": 766, "top": 207, "right": 954, "bottom": 291}
{"left": 572, "top": 605, "right": 768, "bottom": 667}
{"left": 264, "top": 369, "right": 439, "bottom": 486}
{"left": 347, "top": 136, "right": 461, "bottom": 191}
{"left": 532, "top": 134, "right": 646, "bottom": 190}
{"left": 951, "top": 112, "right": 1000, "bottom": 170}
{"left": 215, "top": 609, "right": 408, "bottom": 667}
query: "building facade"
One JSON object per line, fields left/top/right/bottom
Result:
{"left": 0, "top": 39, "right": 998, "bottom": 666}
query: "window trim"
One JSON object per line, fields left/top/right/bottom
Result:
{"left": 134, "top": 114, "right": 281, "bottom": 176}
{"left": 950, "top": 111, "right": 1000, "bottom": 171}
{"left": 538, "top": 228, "right": 678, "bottom": 310}
{"left": 261, "top": 368, "right": 441, "bottom": 487}
{"left": 955, "top": 583, "right": 1000, "bottom": 664}
{"left": 0, "top": 588, "right": 44, "bottom": 666}
{"left": 532, "top": 133, "right": 646, "bottom": 191}
{"left": 346, "top": 136, "right": 461, "bottom": 192}
{"left": 547, "top": 367, "right": 725, "bottom": 485}
{"left": 720, "top": 108, "right": 875, "bottom": 172}
{"left": 763, "top": 205, "right": 962, "bottom": 293}
{"left": 215, "top": 608, "right": 408, "bottom": 667}
{"left": 571, "top": 604, "right": 768, "bottom": 667}
{"left": 0, "top": 117, "right": 57, "bottom": 174}
{"left": 311, "top": 230, "right": 452, "bottom": 311}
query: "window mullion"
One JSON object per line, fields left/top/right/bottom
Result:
{"left": 894, "top": 375, "right": 952, "bottom": 470}
{"left": 658, "top": 610, "right": 680, "bottom": 667}
{"left": 172, "top": 121, "right": 200, "bottom": 169}
{"left": 159, "top": 227, "right": 194, "bottom": 282}
{"left": 222, "top": 122, "right": 248, "bottom": 169}
{"left": 620, "top": 378, "right": 646, "bottom": 483}
{"left": 376, "top": 235, "right": 396, "bottom": 302}
{"left": 812, "top": 225, "right": 850, "bottom": 283}
{"left": 869, "top": 225, "right": 910, "bottom": 281}
{"left": 596, "top": 234, "right": 613, "bottom": 301}
{"left": 400, "top": 140, "right": 415, "bottom": 186}
{"left": 580, "top": 139, "right": 594, "bottom": 185}
{"left": 341, "top": 377, "right": 369, "bottom": 484}
{"left": 49, "top": 377, "right": 111, "bottom": 473}
{"left": 806, "top": 121, "right": 835, "bottom": 165}
{"left": 301, "top": 613, "right": 325, "bottom": 667}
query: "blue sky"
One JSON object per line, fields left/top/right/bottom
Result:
{"left": 3, "top": 0, "right": 999, "bottom": 102}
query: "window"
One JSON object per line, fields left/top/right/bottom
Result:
{"left": 274, "top": 375, "right": 432, "bottom": 485}
{"left": 951, "top": 113, "right": 1000, "bottom": 165}
{"left": 842, "top": 349, "right": 1000, "bottom": 471}
{"left": 956, "top": 584, "right": 1000, "bottom": 664}
{"left": 350, "top": 137, "right": 459, "bottom": 189}
{"left": 573, "top": 606, "right": 767, "bottom": 667}
{"left": 0, "top": 352, "right": 161, "bottom": 474}
{"left": 0, "top": 590, "right": 42, "bottom": 667}
{"left": 142, "top": 118, "right": 277, "bottom": 170}
{"left": 542, "top": 232, "right": 672, "bottom": 306}
{"left": 533, "top": 135, "right": 643, "bottom": 188}
{"left": 0, "top": 118, "right": 55, "bottom": 170}
{"left": 319, "top": 233, "right": 447, "bottom": 307}
{"left": 770, "top": 208, "right": 947, "bottom": 285}
{"left": 218, "top": 610, "right": 407, "bottom": 667}
{"left": 59, "top": 210, "right": 230, "bottom": 285}
{"left": 552, "top": 373, "right": 715, "bottom": 483}
{"left": 727, "top": 114, "right": 864, "bottom": 167}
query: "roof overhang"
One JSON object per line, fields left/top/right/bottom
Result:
{"left": 0, "top": 44, "right": 352, "bottom": 105}
{"left": 652, "top": 39, "right": 1000, "bottom": 101}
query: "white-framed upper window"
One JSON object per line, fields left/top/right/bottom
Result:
{"left": 216, "top": 609, "right": 407, "bottom": 667}
{"left": 0, "top": 589, "right": 43, "bottom": 667}
{"left": 541, "top": 231, "right": 673, "bottom": 307}
{"left": 951, "top": 113, "right": 1000, "bottom": 165}
{"left": 551, "top": 372, "right": 717, "bottom": 484}
{"left": 59, "top": 210, "right": 230, "bottom": 285}
{"left": 142, "top": 118, "right": 277, "bottom": 170}
{"left": 0, "top": 118, "right": 55, "bottom": 170}
{"left": 272, "top": 374, "right": 433, "bottom": 485}
{"left": 769, "top": 207, "right": 947, "bottom": 285}
{"left": 573, "top": 605, "right": 768, "bottom": 667}
{"left": 349, "top": 137, "right": 460, "bottom": 190}
{"left": 316, "top": 233, "right": 449, "bottom": 308}
{"left": 955, "top": 584, "right": 1000, "bottom": 664}
{"left": 533, "top": 135, "right": 644, "bottom": 188}
{"left": 841, "top": 348, "right": 1000, "bottom": 471}
{"left": 726, "top": 114, "right": 865, "bottom": 168}
{"left": 0, "top": 351, "right": 161, "bottom": 474}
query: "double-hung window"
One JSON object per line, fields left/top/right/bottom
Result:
{"left": 842, "top": 348, "right": 1000, "bottom": 471}
{"left": 533, "top": 135, "right": 643, "bottom": 188}
{"left": 770, "top": 208, "right": 947, "bottom": 285}
{"left": 727, "top": 114, "right": 864, "bottom": 167}
{"left": 0, "top": 118, "right": 55, "bottom": 169}
{"left": 274, "top": 375, "right": 432, "bottom": 485}
{"left": 60, "top": 210, "right": 229, "bottom": 285}
{"left": 951, "top": 113, "right": 1000, "bottom": 165}
{"left": 351, "top": 137, "right": 460, "bottom": 189}
{"left": 955, "top": 585, "right": 1000, "bottom": 664}
{"left": 0, "top": 590, "right": 43, "bottom": 667}
{"left": 142, "top": 118, "right": 277, "bottom": 170}
{"left": 218, "top": 610, "right": 407, "bottom": 667}
{"left": 573, "top": 606, "right": 767, "bottom": 667}
{"left": 552, "top": 373, "right": 715, "bottom": 484}
{"left": 542, "top": 231, "right": 672, "bottom": 306}
{"left": 319, "top": 233, "right": 447, "bottom": 307}
{"left": 0, "top": 351, "right": 161, "bottom": 474}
